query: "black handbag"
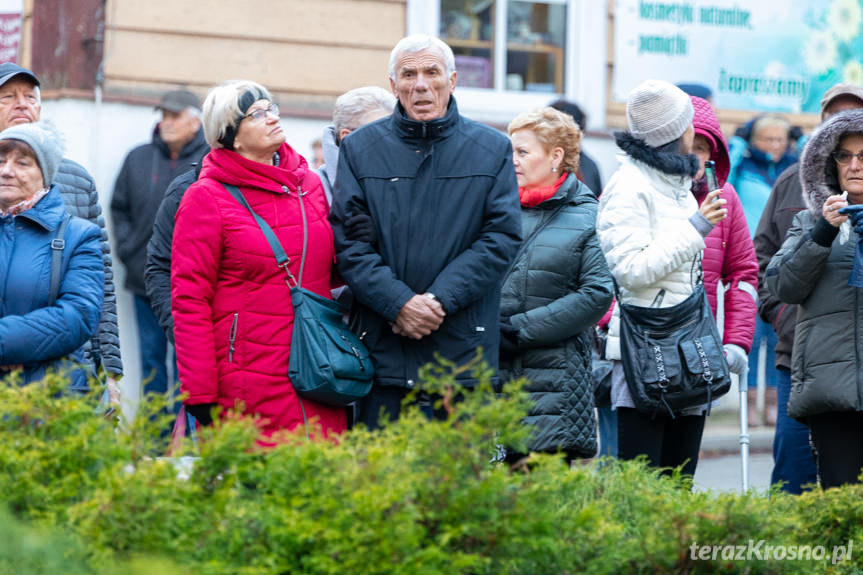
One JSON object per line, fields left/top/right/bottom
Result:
{"left": 616, "top": 275, "right": 730, "bottom": 417}
{"left": 223, "top": 183, "right": 373, "bottom": 408}
{"left": 591, "top": 326, "right": 613, "bottom": 408}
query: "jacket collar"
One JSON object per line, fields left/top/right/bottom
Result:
{"left": 318, "top": 125, "right": 340, "bottom": 187}
{"left": 619, "top": 155, "right": 694, "bottom": 201}
{"left": 201, "top": 141, "right": 310, "bottom": 194}
{"left": 14, "top": 185, "right": 65, "bottom": 231}
{"left": 534, "top": 172, "right": 594, "bottom": 209}
{"left": 153, "top": 126, "right": 208, "bottom": 160}
{"left": 392, "top": 96, "right": 459, "bottom": 141}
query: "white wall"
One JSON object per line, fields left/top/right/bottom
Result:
{"left": 41, "top": 97, "right": 329, "bottom": 417}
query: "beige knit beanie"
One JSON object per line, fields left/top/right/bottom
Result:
{"left": 626, "top": 80, "right": 694, "bottom": 147}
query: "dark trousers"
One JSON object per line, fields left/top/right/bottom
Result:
{"left": 617, "top": 407, "right": 706, "bottom": 476}
{"left": 359, "top": 384, "right": 448, "bottom": 431}
{"left": 809, "top": 410, "right": 863, "bottom": 489}
{"left": 770, "top": 367, "right": 817, "bottom": 493}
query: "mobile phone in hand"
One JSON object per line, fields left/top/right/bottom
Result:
{"left": 704, "top": 160, "right": 718, "bottom": 190}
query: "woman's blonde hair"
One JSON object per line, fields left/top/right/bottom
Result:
{"left": 508, "top": 107, "right": 582, "bottom": 173}
{"left": 202, "top": 79, "right": 272, "bottom": 149}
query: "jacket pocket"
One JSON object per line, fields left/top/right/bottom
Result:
{"left": 228, "top": 313, "right": 239, "bottom": 363}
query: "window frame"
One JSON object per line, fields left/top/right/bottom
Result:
{"left": 406, "top": 0, "right": 606, "bottom": 128}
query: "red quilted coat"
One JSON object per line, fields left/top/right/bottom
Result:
{"left": 171, "top": 143, "right": 346, "bottom": 441}
{"left": 691, "top": 96, "right": 758, "bottom": 353}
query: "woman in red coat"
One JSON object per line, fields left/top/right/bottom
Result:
{"left": 690, "top": 95, "right": 759, "bottom": 375}
{"left": 171, "top": 80, "right": 346, "bottom": 442}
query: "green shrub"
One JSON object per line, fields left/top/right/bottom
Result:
{"left": 0, "top": 358, "right": 862, "bottom": 574}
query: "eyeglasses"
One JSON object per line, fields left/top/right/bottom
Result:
{"left": 241, "top": 103, "right": 279, "bottom": 122}
{"left": 832, "top": 150, "right": 863, "bottom": 165}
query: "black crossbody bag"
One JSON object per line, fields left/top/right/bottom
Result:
{"left": 616, "top": 258, "right": 730, "bottom": 417}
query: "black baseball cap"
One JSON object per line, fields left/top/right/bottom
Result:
{"left": 156, "top": 89, "right": 200, "bottom": 113}
{"left": 0, "top": 62, "right": 39, "bottom": 88}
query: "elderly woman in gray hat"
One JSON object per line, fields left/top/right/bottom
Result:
{"left": 0, "top": 122, "right": 104, "bottom": 391}
{"left": 596, "top": 80, "right": 728, "bottom": 477}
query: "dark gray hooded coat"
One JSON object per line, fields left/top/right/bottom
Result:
{"left": 500, "top": 173, "right": 613, "bottom": 457}
{"left": 766, "top": 109, "right": 863, "bottom": 420}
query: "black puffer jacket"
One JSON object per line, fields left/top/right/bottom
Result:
{"left": 144, "top": 165, "right": 201, "bottom": 343}
{"left": 766, "top": 109, "right": 863, "bottom": 420}
{"left": 500, "top": 174, "right": 614, "bottom": 457}
{"left": 111, "top": 127, "right": 208, "bottom": 295}
{"left": 331, "top": 97, "right": 522, "bottom": 389}
{"left": 55, "top": 157, "right": 123, "bottom": 376}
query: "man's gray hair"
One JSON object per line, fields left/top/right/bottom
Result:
{"left": 333, "top": 86, "right": 395, "bottom": 135}
{"left": 388, "top": 34, "right": 456, "bottom": 81}
{"left": 201, "top": 79, "right": 272, "bottom": 149}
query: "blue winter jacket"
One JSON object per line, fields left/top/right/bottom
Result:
{"left": 330, "top": 97, "right": 522, "bottom": 389}
{"left": 728, "top": 136, "right": 797, "bottom": 237}
{"left": 0, "top": 187, "right": 104, "bottom": 391}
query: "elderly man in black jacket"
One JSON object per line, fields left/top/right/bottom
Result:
{"left": 111, "top": 90, "right": 208, "bottom": 416}
{"left": 0, "top": 62, "right": 123, "bottom": 394}
{"left": 330, "top": 34, "right": 522, "bottom": 430}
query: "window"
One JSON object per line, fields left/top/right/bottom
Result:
{"left": 439, "top": 0, "right": 567, "bottom": 94}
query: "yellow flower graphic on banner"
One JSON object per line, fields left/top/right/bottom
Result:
{"left": 844, "top": 61, "right": 863, "bottom": 85}
{"left": 828, "top": 0, "right": 863, "bottom": 43}
{"left": 804, "top": 29, "right": 838, "bottom": 74}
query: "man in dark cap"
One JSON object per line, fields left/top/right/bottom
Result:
{"left": 755, "top": 82, "right": 863, "bottom": 494}
{"left": 0, "top": 62, "right": 124, "bottom": 391}
{"left": 111, "top": 89, "right": 208, "bottom": 418}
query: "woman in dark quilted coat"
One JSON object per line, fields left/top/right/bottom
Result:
{"left": 499, "top": 107, "right": 613, "bottom": 461}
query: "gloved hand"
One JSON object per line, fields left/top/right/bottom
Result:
{"left": 723, "top": 344, "right": 748, "bottom": 375}
{"left": 839, "top": 205, "right": 863, "bottom": 287}
{"left": 499, "top": 317, "right": 519, "bottom": 359}
{"left": 186, "top": 402, "right": 217, "bottom": 427}
{"left": 345, "top": 213, "right": 377, "bottom": 245}
{"left": 839, "top": 204, "right": 863, "bottom": 234}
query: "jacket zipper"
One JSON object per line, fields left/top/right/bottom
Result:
{"left": 228, "top": 313, "right": 238, "bottom": 363}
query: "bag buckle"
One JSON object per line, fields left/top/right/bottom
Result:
{"left": 694, "top": 338, "right": 714, "bottom": 382}
{"left": 279, "top": 260, "right": 298, "bottom": 287}
{"left": 51, "top": 238, "right": 65, "bottom": 250}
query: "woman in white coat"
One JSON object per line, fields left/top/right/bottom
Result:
{"left": 596, "top": 80, "right": 727, "bottom": 476}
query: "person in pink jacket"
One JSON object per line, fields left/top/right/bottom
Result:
{"left": 690, "top": 95, "right": 758, "bottom": 370}
{"left": 171, "top": 80, "right": 346, "bottom": 442}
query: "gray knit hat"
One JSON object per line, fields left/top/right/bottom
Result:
{"left": 626, "top": 80, "right": 694, "bottom": 147}
{"left": 0, "top": 121, "right": 65, "bottom": 186}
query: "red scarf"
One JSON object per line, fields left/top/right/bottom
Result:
{"left": 518, "top": 173, "right": 567, "bottom": 207}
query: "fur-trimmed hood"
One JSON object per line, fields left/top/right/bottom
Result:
{"left": 800, "top": 109, "right": 863, "bottom": 216}
{"left": 614, "top": 131, "right": 699, "bottom": 178}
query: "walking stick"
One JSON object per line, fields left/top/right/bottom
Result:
{"left": 738, "top": 364, "right": 750, "bottom": 491}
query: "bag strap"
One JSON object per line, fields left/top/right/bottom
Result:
{"left": 49, "top": 214, "right": 70, "bottom": 305}
{"left": 222, "top": 183, "right": 308, "bottom": 288}
{"left": 504, "top": 199, "right": 567, "bottom": 278}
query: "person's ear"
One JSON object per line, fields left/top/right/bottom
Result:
{"left": 550, "top": 147, "right": 564, "bottom": 170}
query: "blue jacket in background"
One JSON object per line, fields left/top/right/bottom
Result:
{"left": 330, "top": 97, "right": 522, "bottom": 389}
{"left": 0, "top": 187, "right": 104, "bottom": 391}
{"left": 728, "top": 135, "right": 797, "bottom": 237}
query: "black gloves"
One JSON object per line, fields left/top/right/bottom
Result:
{"left": 186, "top": 402, "right": 217, "bottom": 427}
{"left": 345, "top": 213, "right": 377, "bottom": 245}
{"left": 499, "top": 317, "right": 519, "bottom": 359}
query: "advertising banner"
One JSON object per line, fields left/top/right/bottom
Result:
{"left": 613, "top": 0, "right": 863, "bottom": 113}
